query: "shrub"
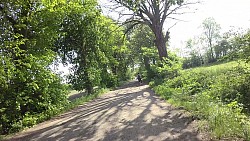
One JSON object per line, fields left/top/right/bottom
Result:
{"left": 148, "top": 55, "right": 182, "bottom": 86}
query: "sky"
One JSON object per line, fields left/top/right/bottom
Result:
{"left": 168, "top": 0, "right": 250, "bottom": 53}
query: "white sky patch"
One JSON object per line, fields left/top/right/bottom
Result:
{"left": 169, "top": 0, "right": 250, "bottom": 52}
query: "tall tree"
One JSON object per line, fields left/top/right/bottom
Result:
{"left": 55, "top": 0, "right": 101, "bottom": 94}
{"left": 214, "top": 39, "right": 230, "bottom": 59}
{"left": 129, "top": 25, "right": 157, "bottom": 75}
{"left": 108, "top": 0, "right": 198, "bottom": 60}
{"left": 201, "top": 17, "right": 221, "bottom": 62}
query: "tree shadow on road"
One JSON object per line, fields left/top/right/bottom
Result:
{"left": 6, "top": 81, "right": 205, "bottom": 141}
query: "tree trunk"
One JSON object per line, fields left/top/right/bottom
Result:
{"left": 154, "top": 28, "right": 168, "bottom": 60}
{"left": 84, "top": 68, "right": 93, "bottom": 94}
{"left": 143, "top": 56, "right": 150, "bottom": 71}
{"left": 209, "top": 39, "right": 214, "bottom": 60}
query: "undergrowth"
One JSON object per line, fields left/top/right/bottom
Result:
{"left": 151, "top": 61, "right": 250, "bottom": 140}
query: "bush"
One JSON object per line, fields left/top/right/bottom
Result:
{"left": 148, "top": 55, "right": 182, "bottom": 85}
{"left": 0, "top": 67, "right": 69, "bottom": 134}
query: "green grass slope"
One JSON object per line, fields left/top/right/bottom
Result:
{"left": 151, "top": 61, "right": 250, "bottom": 140}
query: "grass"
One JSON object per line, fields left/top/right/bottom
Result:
{"left": 152, "top": 60, "right": 250, "bottom": 140}
{"left": 183, "top": 60, "right": 247, "bottom": 73}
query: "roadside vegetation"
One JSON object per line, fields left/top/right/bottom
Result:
{"left": 146, "top": 21, "right": 250, "bottom": 140}
{"left": 0, "top": 0, "right": 133, "bottom": 135}
{"left": 151, "top": 61, "right": 250, "bottom": 140}
{"left": 128, "top": 20, "right": 250, "bottom": 139}
{"left": 1, "top": 0, "right": 249, "bottom": 140}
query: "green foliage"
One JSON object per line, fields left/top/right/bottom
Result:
{"left": 0, "top": 0, "right": 72, "bottom": 134}
{"left": 182, "top": 38, "right": 203, "bottom": 69}
{"left": 127, "top": 25, "right": 156, "bottom": 82}
{"left": 56, "top": 4, "right": 132, "bottom": 92}
{"left": 152, "top": 61, "right": 250, "bottom": 140}
{"left": 128, "top": 25, "right": 182, "bottom": 83}
{"left": 239, "top": 30, "right": 250, "bottom": 62}
{"left": 0, "top": 0, "right": 133, "bottom": 135}
{"left": 182, "top": 53, "right": 203, "bottom": 69}
{"left": 55, "top": 0, "right": 101, "bottom": 93}
{"left": 148, "top": 52, "right": 182, "bottom": 85}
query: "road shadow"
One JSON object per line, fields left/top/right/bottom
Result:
{"left": 5, "top": 81, "right": 206, "bottom": 141}
{"left": 68, "top": 81, "right": 133, "bottom": 101}
{"left": 68, "top": 91, "right": 87, "bottom": 101}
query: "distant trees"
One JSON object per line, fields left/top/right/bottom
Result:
{"left": 55, "top": 1, "right": 103, "bottom": 94}
{"left": 132, "top": 25, "right": 163, "bottom": 79}
{"left": 182, "top": 39, "right": 202, "bottom": 68}
{"left": 182, "top": 17, "right": 250, "bottom": 69}
{"left": 241, "top": 31, "right": 250, "bottom": 62}
{"left": 128, "top": 25, "right": 182, "bottom": 82}
{"left": 201, "top": 17, "right": 221, "bottom": 63}
{"left": 129, "top": 25, "right": 156, "bottom": 76}
{"left": 214, "top": 39, "right": 229, "bottom": 59}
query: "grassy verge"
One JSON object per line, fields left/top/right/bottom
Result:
{"left": 150, "top": 61, "right": 250, "bottom": 140}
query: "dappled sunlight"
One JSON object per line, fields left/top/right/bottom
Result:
{"left": 7, "top": 81, "right": 205, "bottom": 141}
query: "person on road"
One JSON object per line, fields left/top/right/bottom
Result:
{"left": 137, "top": 73, "right": 142, "bottom": 84}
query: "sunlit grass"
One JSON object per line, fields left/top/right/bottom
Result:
{"left": 184, "top": 60, "right": 249, "bottom": 72}
{"left": 153, "top": 60, "right": 250, "bottom": 140}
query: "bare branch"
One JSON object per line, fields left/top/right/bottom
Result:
{"left": 160, "top": 0, "right": 171, "bottom": 27}
{"left": 167, "top": 22, "right": 178, "bottom": 32}
{"left": 124, "top": 22, "right": 141, "bottom": 35}
{"left": 140, "top": 3, "right": 154, "bottom": 23}
{"left": 166, "top": 16, "right": 188, "bottom": 22}
{"left": 166, "top": 1, "right": 199, "bottom": 17}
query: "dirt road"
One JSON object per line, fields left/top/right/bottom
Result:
{"left": 6, "top": 81, "right": 207, "bottom": 141}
